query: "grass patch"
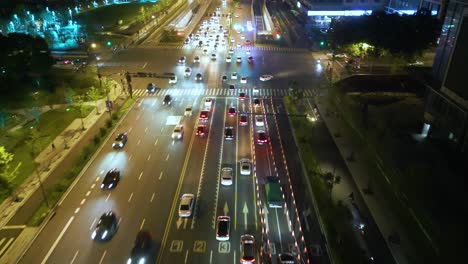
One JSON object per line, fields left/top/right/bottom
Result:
{"left": 159, "top": 30, "right": 184, "bottom": 44}
{"left": 28, "top": 97, "right": 135, "bottom": 226}
{"left": 0, "top": 105, "right": 94, "bottom": 202}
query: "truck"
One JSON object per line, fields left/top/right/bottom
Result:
{"left": 265, "top": 176, "right": 283, "bottom": 208}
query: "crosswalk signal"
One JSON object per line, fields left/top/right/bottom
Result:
{"left": 276, "top": 33, "right": 281, "bottom": 40}
{"left": 320, "top": 41, "right": 325, "bottom": 46}
{"left": 106, "top": 41, "right": 112, "bottom": 47}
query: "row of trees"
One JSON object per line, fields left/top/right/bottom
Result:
{"left": 328, "top": 11, "right": 441, "bottom": 61}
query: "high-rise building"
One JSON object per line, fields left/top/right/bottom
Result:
{"left": 424, "top": 0, "right": 468, "bottom": 153}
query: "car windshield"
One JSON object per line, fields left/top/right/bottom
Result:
{"left": 242, "top": 165, "right": 249, "bottom": 170}
{"left": 98, "top": 214, "right": 114, "bottom": 227}
{"left": 180, "top": 204, "right": 189, "bottom": 210}
{"left": 174, "top": 128, "right": 181, "bottom": 133}
{"left": 218, "top": 221, "right": 228, "bottom": 234}
{"left": 229, "top": 108, "right": 235, "bottom": 112}
{"left": 186, "top": 108, "right": 191, "bottom": 111}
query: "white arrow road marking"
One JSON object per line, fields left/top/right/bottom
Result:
{"left": 223, "top": 202, "right": 229, "bottom": 215}
{"left": 243, "top": 202, "right": 249, "bottom": 230}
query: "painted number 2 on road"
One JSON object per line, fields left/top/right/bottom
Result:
{"left": 193, "top": 240, "right": 206, "bottom": 253}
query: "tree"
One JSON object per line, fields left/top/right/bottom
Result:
{"left": 0, "top": 146, "right": 15, "bottom": 195}
{"left": 74, "top": 95, "right": 86, "bottom": 130}
{"left": 87, "top": 86, "right": 101, "bottom": 114}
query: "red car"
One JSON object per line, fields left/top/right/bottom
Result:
{"left": 199, "top": 110, "right": 209, "bottom": 121}
{"left": 228, "top": 107, "right": 236, "bottom": 117}
{"left": 256, "top": 130, "right": 268, "bottom": 145}
{"left": 239, "top": 114, "right": 248, "bottom": 126}
{"left": 239, "top": 92, "right": 246, "bottom": 100}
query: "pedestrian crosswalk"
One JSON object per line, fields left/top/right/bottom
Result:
{"left": 0, "top": 236, "right": 15, "bottom": 258}
{"left": 143, "top": 44, "right": 308, "bottom": 53}
{"left": 131, "top": 88, "right": 316, "bottom": 97}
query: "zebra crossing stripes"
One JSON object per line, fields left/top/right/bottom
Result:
{"left": 147, "top": 45, "right": 308, "bottom": 53}
{"left": 0, "top": 236, "right": 15, "bottom": 257}
{"left": 132, "top": 88, "right": 315, "bottom": 97}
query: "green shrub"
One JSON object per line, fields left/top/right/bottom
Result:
{"left": 82, "top": 146, "right": 92, "bottom": 160}
{"left": 112, "top": 112, "right": 118, "bottom": 120}
{"left": 106, "top": 119, "right": 113, "bottom": 128}
{"left": 93, "top": 135, "right": 101, "bottom": 145}
{"left": 100, "top": 127, "right": 107, "bottom": 137}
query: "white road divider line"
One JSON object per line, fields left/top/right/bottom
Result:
{"left": 140, "top": 218, "right": 146, "bottom": 230}
{"left": 98, "top": 250, "right": 107, "bottom": 264}
{"left": 139, "top": 171, "right": 143, "bottom": 180}
{"left": 41, "top": 216, "right": 75, "bottom": 264}
{"left": 128, "top": 193, "right": 133, "bottom": 202}
{"left": 70, "top": 250, "right": 79, "bottom": 264}
{"left": 150, "top": 192, "right": 155, "bottom": 202}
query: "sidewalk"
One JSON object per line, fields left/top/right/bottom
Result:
{"left": 314, "top": 95, "right": 413, "bottom": 264}
{"left": 0, "top": 81, "right": 125, "bottom": 262}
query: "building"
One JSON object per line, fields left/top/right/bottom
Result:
{"left": 424, "top": 0, "right": 468, "bottom": 153}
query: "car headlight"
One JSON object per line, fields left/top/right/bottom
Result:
{"left": 138, "top": 258, "right": 146, "bottom": 264}
{"left": 100, "top": 183, "right": 105, "bottom": 189}
{"left": 108, "top": 183, "right": 113, "bottom": 188}
{"left": 91, "top": 230, "right": 97, "bottom": 239}
{"left": 127, "top": 258, "right": 132, "bottom": 264}
{"left": 101, "top": 230, "right": 108, "bottom": 239}
{"left": 119, "top": 143, "right": 123, "bottom": 147}
{"left": 112, "top": 143, "right": 116, "bottom": 147}
{"left": 178, "top": 134, "right": 182, "bottom": 139}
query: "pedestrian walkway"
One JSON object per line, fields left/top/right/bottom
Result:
{"left": 314, "top": 96, "right": 412, "bottom": 264}
{"left": 132, "top": 88, "right": 315, "bottom": 97}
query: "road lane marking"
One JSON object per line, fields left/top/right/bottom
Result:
{"left": 145, "top": 127, "right": 148, "bottom": 133}
{"left": 129, "top": 154, "right": 133, "bottom": 161}
{"left": 129, "top": 127, "right": 133, "bottom": 133}
{"left": 0, "top": 237, "right": 14, "bottom": 256}
{"left": 165, "top": 154, "right": 170, "bottom": 161}
{"left": 105, "top": 193, "right": 111, "bottom": 201}
{"left": 193, "top": 240, "right": 206, "bottom": 253}
{"left": 184, "top": 249, "right": 189, "bottom": 263}
{"left": 159, "top": 171, "right": 163, "bottom": 180}
{"left": 275, "top": 208, "right": 284, "bottom": 252}
{"left": 137, "top": 139, "right": 141, "bottom": 146}
{"left": 136, "top": 115, "right": 140, "bottom": 121}
{"left": 150, "top": 192, "right": 155, "bottom": 202}
{"left": 70, "top": 250, "right": 79, "bottom": 264}
{"left": 139, "top": 171, "right": 144, "bottom": 180}
{"left": 142, "top": 62, "right": 148, "bottom": 68}
{"left": 96, "top": 176, "right": 100, "bottom": 182}
{"left": 212, "top": 100, "right": 227, "bottom": 229}
{"left": 233, "top": 249, "right": 236, "bottom": 264}
{"left": 243, "top": 202, "right": 249, "bottom": 230}
{"left": 156, "top": 109, "right": 199, "bottom": 264}
{"left": 218, "top": 242, "right": 230, "bottom": 253}
{"left": 89, "top": 218, "right": 97, "bottom": 230}
{"left": 85, "top": 191, "right": 91, "bottom": 197}
{"left": 80, "top": 198, "right": 86, "bottom": 205}
{"left": 118, "top": 217, "right": 122, "bottom": 226}
{"left": 41, "top": 216, "right": 75, "bottom": 264}
{"left": 147, "top": 154, "right": 151, "bottom": 161}
{"left": 74, "top": 208, "right": 80, "bottom": 214}
{"left": 169, "top": 240, "right": 183, "bottom": 252}
{"left": 210, "top": 250, "right": 213, "bottom": 263}
{"left": 98, "top": 250, "right": 107, "bottom": 264}
{"left": 139, "top": 218, "right": 146, "bottom": 230}
{"left": 128, "top": 192, "right": 133, "bottom": 202}
{"left": 154, "top": 139, "right": 159, "bottom": 146}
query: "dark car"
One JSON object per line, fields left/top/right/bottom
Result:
{"left": 247, "top": 56, "right": 254, "bottom": 63}
{"left": 101, "top": 168, "right": 120, "bottom": 189}
{"left": 239, "top": 92, "right": 246, "bottom": 100}
{"left": 216, "top": 216, "right": 231, "bottom": 241}
{"left": 229, "top": 84, "right": 235, "bottom": 90}
{"left": 240, "top": 234, "right": 255, "bottom": 263}
{"left": 163, "top": 95, "right": 172, "bottom": 105}
{"left": 195, "top": 73, "right": 203, "bottom": 81}
{"left": 222, "top": 75, "right": 228, "bottom": 82}
{"left": 127, "top": 231, "right": 154, "bottom": 264}
{"left": 224, "top": 126, "right": 234, "bottom": 140}
{"left": 253, "top": 98, "right": 260, "bottom": 107}
{"left": 228, "top": 106, "right": 236, "bottom": 117}
{"left": 146, "top": 83, "right": 156, "bottom": 94}
{"left": 91, "top": 211, "right": 118, "bottom": 241}
{"left": 112, "top": 132, "right": 128, "bottom": 149}
{"left": 278, "top": 253, "right": 296, "bottom": 263}
{"left": 196, "top": 125, "right": 207, "bottom": 137}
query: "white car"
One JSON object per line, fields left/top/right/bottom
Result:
{"left": 231, "top": 72, "right": 238, "bottom": 80}
{"left": 184, "top": 67, "right": 192, "bottom": 77}
{"left": 172, "top": 125, "right": 184, "bottom": 140}
{"left": 193, "top": 56, "right": 200, "bottom": 63}
{"left": 229, "top": 49, "right": 234, "bottom": 54}
{"left": 205, "top": 98, "right": 213, "bottom": 108}
{"left": 203, "top": 49, "right": 208, "bottom": 54}
{"left": 240, "top": 159, "right": 251, "bottom": 176}
{"left": 179, "top": 56, "right": 186, "bottom": 64}
{"left": 178, "top": 194, "right": 195, "bottom": 217}
{"left": 259, "top": 75, "right": 274, "bottom": 81}
{"left": 211, "top": 53, "right": 217, "bottom": 60}
{"left": 255, "top": 115, "right": 264, "bottom": 126}
{"left": 184, "top": 106, "right": 192, "bottom": 116}
{"left": 240, "top": 77, "right": 247, "bottom": 84}
{"left": 169, "top": 75, "right": 178, "bottom": 84}
{"left": 230, "top": 37, "right": 235, "bottom": 43}
{"left": 236, "top": 57, "right": 242, "bottom": 63}
{"left": 241, "top": 35, "right": 245, "bottom": 40}
{"left": 246, "top": 50, "right": 251, "bottom": 55}
{"left": 226, "top": 56, "right": 232, "bottom": 63}
{"left": 221, "top": 167, "right": 233, "bottom": 186}
{"left": 236, "top": 43, "right": 241, "bottom": 48}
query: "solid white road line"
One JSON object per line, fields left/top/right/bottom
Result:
{"left": 98, "top": 250, "right": 107, "bottom": 264}
{"left": 139, "top": 218, "right": 146, "bottom": 230}
{"left": 70, "top": 250, "right": 79, "bottom": 264}
{"left": 41, "top": 216, "right": 75, "bottom": 264}
{"left": 184, "top": 249, "right": 189, "bottom": 263}
{"left": 210, "top": 250, "right": 213, "bottom": 263}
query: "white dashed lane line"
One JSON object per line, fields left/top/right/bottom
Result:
{"left": 128, "top": 193, "right": 134, "bottom": 202}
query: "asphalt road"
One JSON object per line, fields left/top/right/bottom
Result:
{"left": 17, "top": 1, "right": 327, "bottom": 264}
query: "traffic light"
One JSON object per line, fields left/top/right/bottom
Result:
{"left": 320, "top": 41, "right": 325, "bottom": 46}
{"left": 106, "top": 41, "right": 112, "bottom": 47}
{"left": 276, "top": 33, "right": 281, "bottom": 40}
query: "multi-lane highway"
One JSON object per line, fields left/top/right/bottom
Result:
{"left": 17, "top": 1, "right": 327, "bottom": 264}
